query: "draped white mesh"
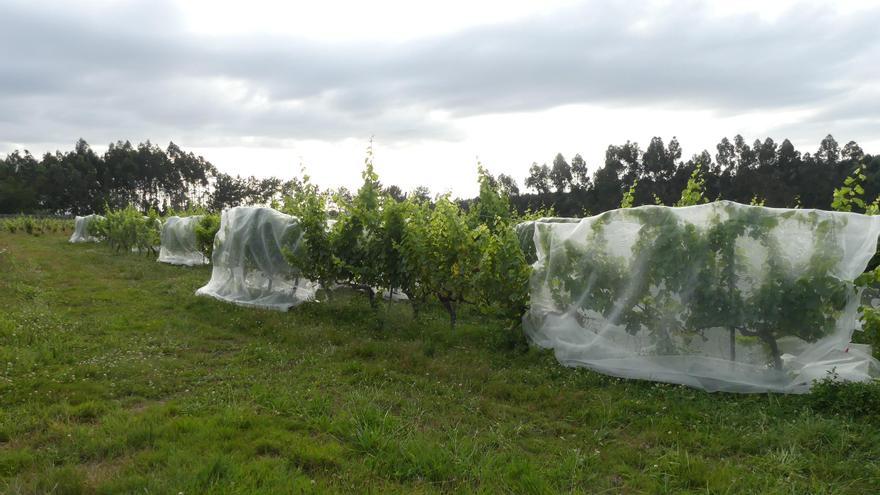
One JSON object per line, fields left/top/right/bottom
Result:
{"left": 195, "top": 207, "right": 316, "bottom": 311}
{"left": 158, "top": 216, "right": 208, "bottom": 266}
{"left": 69, "top": 214, "right": 103, "bottom": 243}
{"left": 521, "top": 201, "right": 880, "bottom": 393}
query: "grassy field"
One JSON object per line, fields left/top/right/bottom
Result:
{"left": 1, "top": 232, "right": 879, "bottom": 494}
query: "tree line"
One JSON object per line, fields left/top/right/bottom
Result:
{"left": 511, "top": 134, "right": 879, "bottom": 216}
{"left": 2, "top": 134, "right": 877, "bottom": 216}
{"left": 0, "top": 139, "right": 288, "bottom": 215}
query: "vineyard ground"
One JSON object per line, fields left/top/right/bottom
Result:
{"left": 1, "top": 232, "right": 878, "bottom": 494}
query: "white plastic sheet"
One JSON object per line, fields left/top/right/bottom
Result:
{"left": 521, "top": 201, "right": 880, "bottom": 393}
{"left": 69, "top": 214, "right": 103, "bottom": 243}
{"left": 195, "top": 207, "right": 316, "bottom": 310}
{"left": 158, "top": 216, "right": 208, "bottom": 266}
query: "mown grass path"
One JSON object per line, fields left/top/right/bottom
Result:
{"left": 1, "top": 232, "right": 879, "bottom": 493}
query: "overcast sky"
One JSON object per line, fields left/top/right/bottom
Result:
{"left": 2, "top": 0, "right": 879, "bottom": 197}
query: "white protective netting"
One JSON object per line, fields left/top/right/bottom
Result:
{"left": 158, "top": 216, "right": 208, "bottom": 266}
{"left": 69, "top": 214, "right": 104, "bottom": 243}
{"left": 521, "top": 201, "right": 880, "bottom": 393}
{"left": 195, "top": 207, "right": 317, "bottom": 310}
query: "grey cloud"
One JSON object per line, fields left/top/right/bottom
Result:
{"left": 1, "top": 0, "right": 879, "bottom": 150}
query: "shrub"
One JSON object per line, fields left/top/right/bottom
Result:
{"left": 194, "top": 213, "right": 221, "bottom": 259}
{"left": 808, "top": 374, "right": 880, "bottom": 418}
{"left": 282, "top": 174, "right": 339, "bottom": 296}
{"left": 474, "top": 220, "right": 531, "bottom": 332}
{"left": 1, "top": 216, "right": 73, "bottom": 235}
{"left": 400, "top": 197, "right": 482, "bottom": 327}
{"left": 90, "top": 206, "right": 162, "bottom": 256}
{"left": 328, "top": 158, "right": 385, "bottom": 306}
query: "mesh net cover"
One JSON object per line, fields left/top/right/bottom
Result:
{"left": 69, "top": 214, "right": 103, "bottom": 243}
{"left": 521, "top": 201, "right": 880, "bottom": 393}
{"left": 158, "top": 216, "right": 208, "bottom": 266}
{"left": 195, "top": 207, "right": 316, "bottom": 311}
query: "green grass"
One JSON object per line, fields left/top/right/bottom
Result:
{"left": 1, "top": 231, "right": 879, "bottom": 494}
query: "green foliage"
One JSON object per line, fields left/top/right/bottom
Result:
{"left": 282, "top": 175, "right": 339, "bottom": 293}
{"left": 835, "top": 169, "right": 880, "bottom": 356}
{"left": 620, "top": 180, "right": 637, "bottom": 208}
{"left": 465, "top": 166, "right": 534, "bottom": 331}
{"left": 327, "top": 146, "right": 386, "bottom": 306}
{"left": 90, "top": 206, "right": 162, "bottom": 256}
{"left": 471, "top": 164, "right": 513, "bottom": 231}
{"left": 830, "top": 164, "right": 880, "bottom": 234}
{"left": 831, "top": 167, "right": 868, "bottom": 212}
{"left": 0, "top": 216, "right": 73, "bottom": 235}
{"left": 856, "top": 304, "right": 880, "bottom": 355}
{"left": 376, "top": 198, "right": 412, "bottom": 301}
{"left": 194, "top": 213, "right": 221, "bottom": 259}
{"left": 282, "top": 155, "right": 532, "bottom": 331}
{"left": 399, "top": 167, "right": 531, "bottom": 329}
{"left": 854, "top": 268, "right": 880, "bottom": 358}
{"left": 474, "top": 221, "right": 531, "bottom": 333}
{"left": 516, "top": 205, "right": 556, "bottom": 222}
{"left": 401, "top": 197, "right": 481, "bottom": 327}
{"left": 808, "top": 374, "right": 880, "bottom": 418}
{"left": 866, "top": 197, "right": 880, "bottom": 216}
{"left": 675, "top": 164, "right": 707, "bottom": 207}
{"left": 283, "top": 150, "right": 416, "bottom": 311}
